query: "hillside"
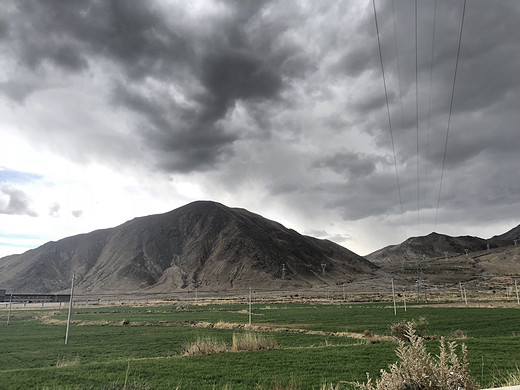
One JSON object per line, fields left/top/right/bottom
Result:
{"left": 490, "top": 223, "right": 520, "bottom": 243}
{"left": 0, "top": 201, "right": 377, "bottom": 294}
{"left": 366, "top": 229, "right": 520, "bottom": 288}
{"left": 367, "top": 232, "right": 497, "bottom": 265}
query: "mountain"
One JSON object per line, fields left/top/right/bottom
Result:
{"left": 367, "top": 232, "right": 496, "bottom": 265}
{"left": 490, "top": 223, "right": 520, "bottom": 243}
{"left": 366, "top": 229, "right": 519, "bottom": 287}
{"left": 0, "top": 201, "right": 377, "bottom": 294}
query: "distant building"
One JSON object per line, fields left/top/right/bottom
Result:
{"left": 0, "top": 289, "right": 70, "bottom": 303}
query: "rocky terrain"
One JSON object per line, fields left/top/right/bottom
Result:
{"left": 366, "top": 229, "right": 520, "bottom": 289}
{"left": 0, "top": 201, "right": 377, "bottom": 294}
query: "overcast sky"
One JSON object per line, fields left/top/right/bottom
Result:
{"left": 1, "top": 0, "right": 519, "bottom": 258}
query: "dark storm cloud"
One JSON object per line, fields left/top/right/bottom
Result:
{"left": 2, "top": 0, "right": 295, "bottom": 172}
{"left": 207, "top": 0, "right": 520, "bottom": 233}
{"left": 349, "top": 0, "right": 520, "bottom": 213}
{"left": 110, "top": 82, "right": 238, "bottom": 172}
{"left": 1, "top": 0, "right": 519, "bottom": 254}
{"left": 312, "top": 152, "right": 381, "bottom": 179}
{"left": 323, "top": 172, "right": 407, "bottom": 221}
{"left": 200, "top": 50, "right": 283, "bottom": 121}
{"left": 370, "top": 0, "right": 520, "bottom": 129}
{"left": 5, "top": 0, "right": 183, "bottom": 77}
{"left": 0, "top": 78, "right": 44, "bottom": 104}
{"left": 267, "top": 182, "right": 304, "bottom": 197}
{"left": 333, "top": 5, "right": 378, "bottom": 78}
{"left": 0, "top": 185, "right": 38, "bottom": 217}
{"left": 445, "top": 4, "right": 520, "bottom": 115}
{"left": 353, "top": 89, "right": 395, "bottom": 115}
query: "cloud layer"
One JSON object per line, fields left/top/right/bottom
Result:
{"left": 1, "top": 0, "right": 519, "bottom": 256}
{"left": 0, "top": 184, "right": 38, "bottom": 217}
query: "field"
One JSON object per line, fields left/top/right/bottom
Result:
{"left": 1, "top": 299, "right": 519, "bottom": 389}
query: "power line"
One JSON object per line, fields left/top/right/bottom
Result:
{"left": 424, "top": 0, "right": 437, "bottom": 227}
{"left": 391, "top": 0, "right": 406, "bottom": 156}
{"left": 415, "top": 0, "right": 420, "bottom": 236}
{"left": 372, "top": 0, "right": 407, "bottom": 240}
{"left": 434, "top": 0, "right": 467, "bottom": 228}
{"left": 391, "top": 0, "right": 407, "bottom": 239}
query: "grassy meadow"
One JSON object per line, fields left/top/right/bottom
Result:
{"left": 0, "top": 301, "right": 519, "bottom": 389}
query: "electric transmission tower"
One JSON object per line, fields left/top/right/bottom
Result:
{"left": 321, "top": 263, "right": 327, "bottom": 277}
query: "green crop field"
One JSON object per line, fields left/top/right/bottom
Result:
{"left": 0, "top": 301, "right": 519, "bottom": 389}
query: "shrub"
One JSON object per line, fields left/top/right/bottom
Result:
{"left": 449, "top": 329, "right": 467, "bottom": 340}
{"left": 364, "top": 337, "right": 381, "bottom": 345}
{"left": 492, "top": 367, "right": 520, "bottom": 387}
{"left": 55, "top": 355, "right": 80, "bottom": 367}
{"left": 362, "top": 329, "right": 381, "bottom": 344}
{"left": 390, "top": 317, "right": 428, "bottom": 341}
{"left": 183, "top": 333, "right": 277, "bottom": 356}
{"left": 182, "top": 337, "right": 227, "bottom": 356}
{"left": 354, "top": 323, "right": 478, "bottom": 390}
{"left": 231, "top": 332, "right": 278, "bottom": 352}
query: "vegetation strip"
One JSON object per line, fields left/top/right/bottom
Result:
{"left": 189, "top": 321, "right": 395, "bottom": 342}
{"left": 2, "top": 303, "right": 520, "bottom": 389}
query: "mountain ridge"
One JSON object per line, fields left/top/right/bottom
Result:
{"left": 366, "top": 226, "right": 520, "bottom": 288}
{"left": 0, "top": 201, "right": 377, "bottom": 294}
{"left": 1, "top": 202, "right": 518, "bottom": 294}
{"left": 367, "top": 226, "right": 520, "bottom": 264}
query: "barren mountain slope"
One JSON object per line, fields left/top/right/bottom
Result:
{"left": 367, "top": 232, "right": 496, "bottom": 265}
{"left": 0, "top": 201, "right": 377, "bottom": 294}
{"left": 366, "top": 230, "right": 519, "bottom": 287}
{"left": 490, "top": 223, "right": 520, "bottom": 243}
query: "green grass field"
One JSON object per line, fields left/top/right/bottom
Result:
{"left": 0, "top": 302, "right": 519, "bottom": 389}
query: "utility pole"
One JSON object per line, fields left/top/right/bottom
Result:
{"left": 281, "top": 263, "right": 286, "bottom": 280}
{"left": 515, "top": 280, "right": 519, "bottom": 306}
{"left": 7, "top": 294, "right": 13, "bottom": 325}
{"left": 416, "top": 256, "right": 420, "bottom": 303}
{"left": 342, "top": 283, "right": 346, "bottom": 302}
{"left": 248, "top": 286, "right": 252, "bottom": 326}
{"left": 65, "top": 271, "right": 75, "bottom": 345}
{"left": 391, "top": 279, "right": 396, "bottom": 315}
{"left": 403, "top": 289, "right": 407, "bottom": 312}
